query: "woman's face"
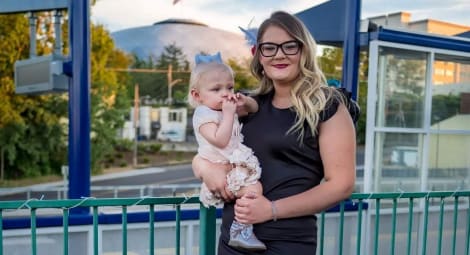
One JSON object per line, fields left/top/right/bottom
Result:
{"left": 258, "top": 25, "right": 301, "bottom": 86}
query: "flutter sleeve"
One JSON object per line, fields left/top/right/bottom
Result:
{"left": 192, "top": 105, "right": 221, "bottom": 131}
{"left": 320, "top": 87, "right": 361, "bottom": 123}
{"left": 320, "top": 89, "right": 340, "bottom": 122}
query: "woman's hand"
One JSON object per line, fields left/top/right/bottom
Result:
{"left": 192, "top": 155, "right": 235, "bottom": 201}
{"left": 235, "top": 93, "right": 258, "bottom": 116}
{"left": 234, "top": 192, "right": 272, "bottom": 224}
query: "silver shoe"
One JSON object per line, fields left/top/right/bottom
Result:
{"left": 228, "top": 221, "right": 266, "bottom": 251}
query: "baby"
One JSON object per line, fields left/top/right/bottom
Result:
{"left": 188, "top": 52, "right": 266, "bottom": 251}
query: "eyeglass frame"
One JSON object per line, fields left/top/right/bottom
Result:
{"left": 257, "top": 40, "right": 302, "bottom": 57}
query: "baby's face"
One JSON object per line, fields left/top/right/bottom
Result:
{"left": 195, "top": 69, "right": 234, "bottom": 110}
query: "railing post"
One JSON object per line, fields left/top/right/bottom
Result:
{"left": 199, "top": 205, "right": 216, "bottom": 255}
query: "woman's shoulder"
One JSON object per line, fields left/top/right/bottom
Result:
{"left": 320, "top": 87, "right": 360, "bottom": 123}
{"left": 252, "top": 90, "right": 274, "bottom": 105}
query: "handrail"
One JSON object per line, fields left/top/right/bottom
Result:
{"left": 0, "top": 191, "right": 468, "bottom": 255}
{"left": 0, "top": 196, "right": 216, "bottom": 255}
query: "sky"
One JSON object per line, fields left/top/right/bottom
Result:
{"left": 91, "top": 0, "right": 470, "bottom": 35}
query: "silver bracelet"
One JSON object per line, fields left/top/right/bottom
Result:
{"left": 271, "top": 200, "right": 278, "bottom": 222}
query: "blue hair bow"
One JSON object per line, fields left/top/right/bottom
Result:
{"left": 238, "top": 26, "right": 257, "bottom": 46}
{"left": 195, "top": 52, "right": 223, "bottom": 65}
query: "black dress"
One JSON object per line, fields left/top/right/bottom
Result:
{"left": 218, "top": 90, "right": 340, "bottom": 255}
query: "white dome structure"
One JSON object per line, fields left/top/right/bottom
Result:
{"left": 111, "top": 18, "right": 252, "bottom": 65}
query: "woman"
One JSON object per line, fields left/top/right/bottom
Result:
{"left": 192, "top": 11, "right": 356, "bottom": 254}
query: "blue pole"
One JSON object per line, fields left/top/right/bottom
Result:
{"left": 68, "top": 0, "right": 91, "bottom": 214}
{"left": 341, "top": 0, "right": 361, "bottom": 100}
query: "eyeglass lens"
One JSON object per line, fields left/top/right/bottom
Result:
{"left": 259, "top": 40, "right": 300, "bottom": 57}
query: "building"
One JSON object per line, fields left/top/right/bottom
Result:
{"left": 367, "top": 11, "right": 470, "bottom": 36}
{"left": 111, "top": 18, "right": 252, "bottom": 65}
{"left": 120, "top": 106, "right": 187, "bottom": 142}
{"left": 366, "top": 12, "right": 470, "bottom": 92}
{"left": 362, "top": 12, "right": 470, "bottom": 193}
{"left": 112, "top": 18, "right": 253, "bottom": 143}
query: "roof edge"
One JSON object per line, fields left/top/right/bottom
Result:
{"left": 153, "top": 18, "right": 207, "bottom": 27}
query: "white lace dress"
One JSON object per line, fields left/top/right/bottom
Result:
{"left": 193, "top": 105, "right": 261, "bottom": 207}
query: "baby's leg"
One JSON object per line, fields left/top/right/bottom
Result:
{"left": 228, "top": 180, "right": 266, "bottom": 250}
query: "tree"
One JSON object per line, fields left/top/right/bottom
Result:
{"left": 228, "top": 58, "right": 258, "bottom": 92}
{"left": 319, "top": 46, "right": 369, "bottom": 144}
{"left": 0, "top": 13, "right": 132, "bottom": 179}
{"left": 127, "top": 44, "right": 191, "bottom": 105}
{"left": 154, "top": 43, "right": 190, "bottom": 71}
{"left": 155, "top": 43, "right": 190, "bottom": 105}
{"left": 319, "top": 46, "right": 343, "bottom": 79}
{"left": 0, "top": 13, "right": 68, "bottom": 179}
{"left": 89, "top": 24, "right": 132, "bottom": 173}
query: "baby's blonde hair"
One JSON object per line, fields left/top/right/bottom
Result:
{"left": 187, "top": 61, "right": 234, "bottom": 108}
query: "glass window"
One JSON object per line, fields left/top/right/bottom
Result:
{"left": 376, "top": 47, "right": 428, "bottom": 128}
{"left": 428, "top": 134, "right": 470, "bottom": 191}
{"left": 372, "top": 132, "right": 423, "bottom": 192}
{"left": 168, "top": 112, "right": 182, "bottom": 122}
{"left": 431, "top": 54, "right": 470, "bottom": 130}
{"left": 366, "top": 42, "right": 470, "bottom": 195}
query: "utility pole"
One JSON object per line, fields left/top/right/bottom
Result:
{"left": 133, "top": 84, "right": 139, "bottom": 167}
{"left": 108, "top": 67, "right": 186, "bottom": 105}
{"left": 167, "top": 64, "right": 183, "bottom": 105}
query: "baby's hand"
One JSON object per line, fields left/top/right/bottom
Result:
{"left": 222, "top": 98, "right": 237, "bottom": 115}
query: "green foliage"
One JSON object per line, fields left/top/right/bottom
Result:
{"left": 114, "top": 139, "right": 134, "bottom": 152}
{"left": 0, "top": 14, "right": 29, "bottom": 75}
{"left": 0, "top": 14, "right": 68, "bottom": 179}
{"left": 228, "top": 59, "right": 258, "bottom": 91}
{"left": 0, "top": 14, "right": 132, "bottom": 179}
{"left": 141, "top": 157, "right": 150, "bottom": 164}
{"left": 89, "top": 24, "right": 132, "bottom": 174}
{"left": 154, "top": 43, "right": 190, "bottom": 70}
{"left": 431, "top": 94, "right": 460, "bottom": 124}
{"left": 319, "top": 47, "right": 343, "bottom": 79}
{"left": 319, "top": 46, "right": 369, "bottom": 144}
{"left": 149, "top": 143, "right": 162, "bottom": 153}
{"left": 356, "top": 81, "right": 367, "bottom": 144}
{"left": 128, "top": 43, "right": 191, "bottom": 105}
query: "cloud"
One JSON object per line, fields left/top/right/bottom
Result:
{"left": 91, "top": 0, "right": 327, "bottom": 33}
{"left": 362, "top": 0, "right": 470, "bottom": 25}
{"left": 91, "top": 0, "right": 470, "bottom": 34}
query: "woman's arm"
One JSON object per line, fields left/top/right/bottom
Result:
{"left": 234, "top": 104, "right": 356, "bottom": 224}
{"left": 192, "top": 155, "right": 235, "bottom": 201}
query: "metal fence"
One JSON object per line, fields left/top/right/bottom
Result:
{"left": 0, "top": 191, "right": 468, "bottom": 255}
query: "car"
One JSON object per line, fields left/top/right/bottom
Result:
{"left": 157, "top": 130, "right": 184, "bottom": 142}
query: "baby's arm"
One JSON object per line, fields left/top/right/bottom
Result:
{"left": 199, "top": 100, "right": 236, "bottom": 148}
{"left": 235, "top": 93, "right": 258, "bottom": 117}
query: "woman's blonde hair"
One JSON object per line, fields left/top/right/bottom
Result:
{"left": 187, "top": 61, "right": 234, "bottom": 108}
{"left": 250, "top": 11, "right": 342, "bottom": 140}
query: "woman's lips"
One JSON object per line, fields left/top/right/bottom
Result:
{"left": 273, "top": 64, "right": 288, "bottom": 69}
